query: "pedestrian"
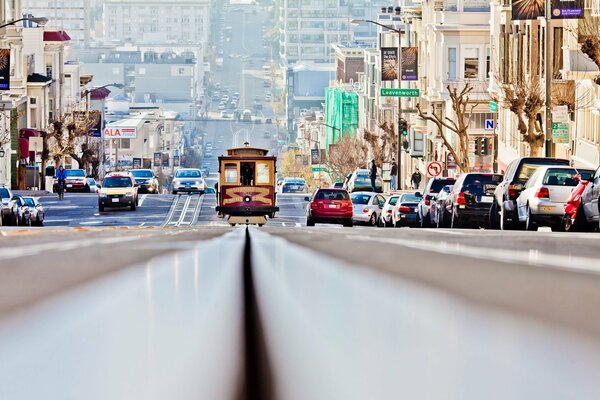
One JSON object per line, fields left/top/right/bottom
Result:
{"left": 411, "top": 169, "right": 422, "bottom": 190}
{"left": 369, "top": 159, "right": 378, "bottom": 192}
{"left": 54, "top": 163, "right": 68, "bottom": 200}
{"left": 390, "top": 158, "right": 398, "bottom": 192}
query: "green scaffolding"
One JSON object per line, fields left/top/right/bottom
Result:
{"left": 324, "top": 87, "right": 359, "bottom": 150}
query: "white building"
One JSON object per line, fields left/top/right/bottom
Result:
{"left": 103, "top": 0, "right": 210, "bottom": 45}
{"left": 22, "top": 0, "right": 91, "bottom": 47}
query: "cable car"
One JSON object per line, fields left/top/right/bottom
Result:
{"left": 216, "top": 143, "right": 279, "bottom": 226}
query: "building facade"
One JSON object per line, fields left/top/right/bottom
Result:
{"left": 22, "top": 0, "right": 91, "bottom": 47}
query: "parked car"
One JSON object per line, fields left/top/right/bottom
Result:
{"left": 201, "top": 166, "right": 211, "bottom": 177}
{"left": 98, "top": 172, "right": 139, "bottom": 212}
{"left": 431, "top": 185, "right": 454, "bottom": 228}
{"left": 561, "top": 169, "right": 595, "bottom": 232}
{"left": 393, "top": 192, "right": 422, "bottom": 227}
{"left": 305, "top": 188, "right": 353, "bottom": 227}
{"left": 130, "top": 169, "right": 159, "bottom": 193}
{"left": 380, "top": 194, "right": 400, "bottom": 227}
{"left": 447, "top": 173, "right": 503, "bottom": 229}
{"left": 417, "top": 177, "right": 456, "bottom": 227}
{"left": 87, "top": 178, "right": 100, "bottom": 193}
{"left": 332, "top": 182, "right": 344, "bottom": 189}
{"left": 581, "top": 166, "right": 600, "bottom": 230}
{"left": 515, "top": 166, "right": 582, "bottom": 231}
{"left": 351, "top": 191, "right": 386, "bottom": 226}
{"left": 0, "top": 185, "right": 18, "bottom": 226}
{"left": 279, "top": 178, "right": 307, "bottom": 193}
{"left": 171, "top": 168, "right": 207, "bottom": 194}
{"left": 14, "top": 196, "right": 44, "bottom": 226}
{"left": 204, "top": 187, "right": 216, "bottom": 195}
{"left": 491, "top": 157, "right": 570, "bottom": 230}
{"left": 346, "top": 169, "right": 383, "bottom": 193}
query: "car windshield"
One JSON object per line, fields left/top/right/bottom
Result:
{"left": 103, "top": 177, "right": 133, "bottom": 188}
{"left": 543, "top": 168, "right": 579, "bottom": 186}
{"left": 0, "top": 188, "right": 9, "bottom": 199}
{"left": 430, "top": 179, "right": 456, "bottom": 194}
{"left": 388, "top": 197, "right": 399, "bottom": 206}
{"left": 131, "top": 170, "right": 153, "bottom": 178}
{"left": 175, "top": 170, "right": 202, "bottom": 178}
{"left": 517, "top": 162, "right": 567, "bottom": 182}
{"left": 23, "top": 198, "right": 36, "bottom": 207}
{"left": 316, "top": 190, "right": 350, "bottom": 201}
{"left": 400, "top": 194, "right": 421, "bottom": 202}
{"left": 351, "top": 193, "right": 372, "bottom": 205}
{"left": 66, "top": 170, "right": 85, "bottom": 177}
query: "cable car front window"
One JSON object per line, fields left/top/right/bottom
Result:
{"left": 224, "top": 163, "right": 238, "bottom": 184}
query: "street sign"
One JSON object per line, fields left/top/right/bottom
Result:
{"left": 484, "top": 119, "right": 495, "bottom": 131}
{"left": 552, "top": 122, "right": 569, "bottom": 144}
{"left": 380, "top": 88, "right": 420, "bottom": 97}
{"left": 312, "top": 167, "right": 326, "bottom": 172}
{"left": 28, "top": 137, "right": 43, "bottom": 152}
{"left": 489, "top": 101, "right": 497, "bottom": 113}
{"left": 426, "top": 161, "right": 443, "bottom": 177}
{"left": 552, "top": 105, "right": 569, "bottom": 123}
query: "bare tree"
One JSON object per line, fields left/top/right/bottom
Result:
{"left": 416, "top": 83, "right": 478, "bottom": 172}
{"left": 503, "top": 78, "right": 545, "bottom": 156}
{"left": 577, "top": 14, "right": 600, "bottom": 84}
{"left": 326, "top": 136, "right": 368, "bottom": 182}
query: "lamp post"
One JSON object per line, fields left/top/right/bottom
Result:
{"left": 0, "top": 16, "right": 48, "bottom": 29}
{"left": 544, "top": 0, "right": 553, "bottom": 158}
{"left": 82, "top": 83, "right": 124, "bottom": 177}
{"left": 352, "top": 16, "right": 404, "bottom": 189}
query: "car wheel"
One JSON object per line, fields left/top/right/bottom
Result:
{"left": 99, "top": 204, "right": 104, "bottom": 212}
{"left": 369, "top": 214, "right": 377, "bottom": 226}
{"left": 525, "top": 205, "right": 537, "bottom": 231}
{"left": 561, "top": 214, "right": 573, "bottom": 232}
{"left": 450, "top": 209, "right": 461, "bottom": 229}
{"left": 500, "top": 204, "right": 513, "bottom": 231}
{"left": 131, "top": 202, "right": 136, "bottom": 211}
{"left": 419, "top": 212, "right": 428, "bottom": 228}
{"left": 343, "top": 219, "right": 353, "bottom": 227}
{"left": 9, "top": 213, "right": 17, "bottom": 226}
{"left": 85, "top": 185, "right": 90, "bottom": 193}
{"left": 172, "top": 190, "right": 178, "bottom": 195}
{"left": 489, "top": 201, "right": 500, "bottom": 230}
{"left": 306, "top": 217, "right": 315, "bottom": 227}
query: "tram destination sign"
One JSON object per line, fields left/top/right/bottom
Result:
{"left": 381, "top": 88, "right": 420, "bottom": 97}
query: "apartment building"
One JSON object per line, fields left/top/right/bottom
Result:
{"left": 279, "top": 0, "right": 388, "bottom": 66}
{"left": 21, "top": 0, "right": 91, "bottom": 47}
{"left": 103, "top": 0, "right": 211, "bottom": 45}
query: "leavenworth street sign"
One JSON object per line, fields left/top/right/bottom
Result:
{"left": 552, "top": 123, "right": 569, "bottom": 144}
{"left": 380, "top": 88, "right": 420, "bottom": 97}
{"left": 312, "top": 166, "right": 327, "bottom": 172}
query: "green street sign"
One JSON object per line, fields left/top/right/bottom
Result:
{"left": 380, "top": 88, "right": 420, "bottom": 97}
{"left": 489, "top": 101, "right": 497, "bottom": 113}
{"left": 312, "top": 167, "right": 326, "bottom": 172}
{"left": 552, "top": 122, "right": 569, "bottom": 144}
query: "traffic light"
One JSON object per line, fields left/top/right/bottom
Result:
{"left": 402, "top": 139, "right": 410, "bottom": 152}
{"left": 475, "top": 137, "right": 489, "bottom": 156}
{"left": 399, "top": 119, "right": 408, "bottom": 136}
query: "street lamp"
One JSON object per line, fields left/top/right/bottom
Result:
{"left": 352, "top": 16, "right": 405, "bottom": 189}
{"left": 0, "top": 16, "right": 48, "bottom": 29}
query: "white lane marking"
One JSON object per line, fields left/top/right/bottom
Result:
{"left": 79, "top": 220, "right": 103, "bottom": 225}
{"left": 42, "top": 219, "right": 71, "bottom": 223}
{"left": 138, "top": 194, "right": 148, "bottom": 207}
{"left": 140, "top": 222, "right": 146, "bottom": 227}
{"left": 295, "top": 223, "right": 301, "bottom": 228}
{"left": 433, "top": 229, "right": 465, "bottom": 236}
{"left": 353, "top": 236, "right": 600, "bottom": 274}
{"left": 281, "top": 222, "right": 286, "bottom": 227}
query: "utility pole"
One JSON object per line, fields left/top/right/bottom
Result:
{"left": 397, "top": 28, "right": 403, "bottom": 190}
{"left": 544, "top": 0, "right": 553, "bottom": 157}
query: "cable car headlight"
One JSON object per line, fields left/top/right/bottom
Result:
{"left": 244, "top": 196, "right": 252, "bottom": 202}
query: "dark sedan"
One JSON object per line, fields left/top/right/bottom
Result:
{"left": 394, "top": 193, "right": 422, "bottom": 227}
{"left": 448, "top": 173, "right": 503, "bottom": 229}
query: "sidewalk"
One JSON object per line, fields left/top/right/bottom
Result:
{"left": 13, "top": 190, "right": 52, "bottom": 197}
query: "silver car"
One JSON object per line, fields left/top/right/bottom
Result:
{"left": 15, "top": 196, "right": 45, "bottom": 226}
{"left": 351, "top": 192, "right": 386, "bottom": 226}
{"left": 516, "top": 166, "right": 580, "bottom": 231}
{"left": 171, "top": 168, "right": 207, "bottom": 194}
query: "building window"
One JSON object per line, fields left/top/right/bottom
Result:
{"left": 448, "top": 47, "right": 457, "bottom": 80}
{"left": 463, "top": 48, "right": 480, "bottom": 79}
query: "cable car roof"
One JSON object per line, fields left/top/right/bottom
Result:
{"left": 226, "top": 146, "right": 270, "bottom": 157}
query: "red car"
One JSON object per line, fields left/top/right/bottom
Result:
{"left": 305, "top": 188, "right": 353, "bottom": 227}
{"left": 561, "top": 169, "right": 595, "bottom": 231}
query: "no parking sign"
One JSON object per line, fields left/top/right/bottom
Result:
{"left": 426, "top": 161, "right": 443, "bottom": 177}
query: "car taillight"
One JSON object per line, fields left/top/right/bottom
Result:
{"left": 457, "top": 192, "right": 466, "bottom": 205}
{"left": 398, "top": 206, "right": 411, "bottom": 213}
{"left": 425, "top": 195, "right": 431, "bottom": 206}
{"left": 508, "top": 183, "right": 522, "bottom": 200}
{"left": 363, "top": 208, "right": 369, "bottom": 213}
{"left": 310, "top": 201, "right": 319, "bottom": 209}
{"left": 535, "top": 187, "right": 550, "bottom": 199}
{"left": 342, "top": 201, "right": 352, "bottom": 209}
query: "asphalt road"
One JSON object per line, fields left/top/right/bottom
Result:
{"left": 1, "top": 225, "right": 600, "bottom": 399}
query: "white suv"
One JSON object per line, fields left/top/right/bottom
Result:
{"left": 0, "top": 185, "right": 18, "bottom": 226}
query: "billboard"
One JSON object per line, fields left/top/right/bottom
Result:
{"left": 143, "top": 158, "right": 152, "bottom": 169}
{"left": 401, "top": 47, "right": 418, "bottom": 81}
{"left": 104, "top": 127, "right": 137, "bottom": 139}
{"left": 73, "top": 111, "right": 102, "bottom": 137}
{"left": 133, "top": 158, "right": 142, "bottom": 169}
{"left": 173, "top": 155, "right": 180, "bottom": 167}
{"left": 0, "top": 49, "right": 10, "bottom": 90}
{"left": 381, "top": 47, "right": 398, "bottom": 81}
{"left": 154, "top": 152, "right": 162, "bottom": 167}
{"left": 512, "top": 0, "right": 583, "bottom": 20}
{"left": 162, "top": 153, "right": 170, "bottom": 167}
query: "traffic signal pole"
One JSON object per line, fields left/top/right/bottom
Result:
{"left": 397, "top": 29, "right": 403, "bottom": 190}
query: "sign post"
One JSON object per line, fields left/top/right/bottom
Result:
{"left": 426, "top": 161, "right": 443, "bottom": 177}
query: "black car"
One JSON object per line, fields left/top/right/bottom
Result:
{"left": 417, "top": 177, "right": 456, "bottom": 227}
{"left": 394, "top": 192, "right": 422, "bottom": 227}
{"left": 491, "top": 157, "right": 569, "bottom": 230}
{"left": 447, "top": 173, "right": 503, "bottom": 229}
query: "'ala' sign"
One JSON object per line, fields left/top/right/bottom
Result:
{"left": 103, "top": 128, "right": 137, "bottom": 139}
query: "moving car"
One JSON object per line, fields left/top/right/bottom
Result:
{"left": 130, "top": 169, "right": 159, "bottom": 193}
{"left": 516, "top": 166, "right": 582, "bottom": 231}
{"left": 346, "top": 169, "right": 383, "bottom": 193}
{"left": 491, "top": 157, "right": 570, "bottom": 230}
{"left": 448, "top": 173, "right": 503, "bottom": 229}
{"left": 98, "top": 172, "right": 139, "bottom": 212}
{"left": 351, "top": 191, "right": 386, "bottom": 226}
{"left": 305, "top": 188, "right": 353, "bottom": 227}
{"left": 581, "top": 165, "right": 600, "bottom": 230}
{"left": 54, "top": 169, "right": 89, "bottom": 192}
{"left": 172, "top": 168, "right": 207, "bottom": 194}
{"left": 279, "top": 178, "right": 307, "bottom": 193}
{"left": 393, "top": 192, "right": 422, "bottom": 227}
{"left": 417, "top": 177, "right": 456, "bottom": 227}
